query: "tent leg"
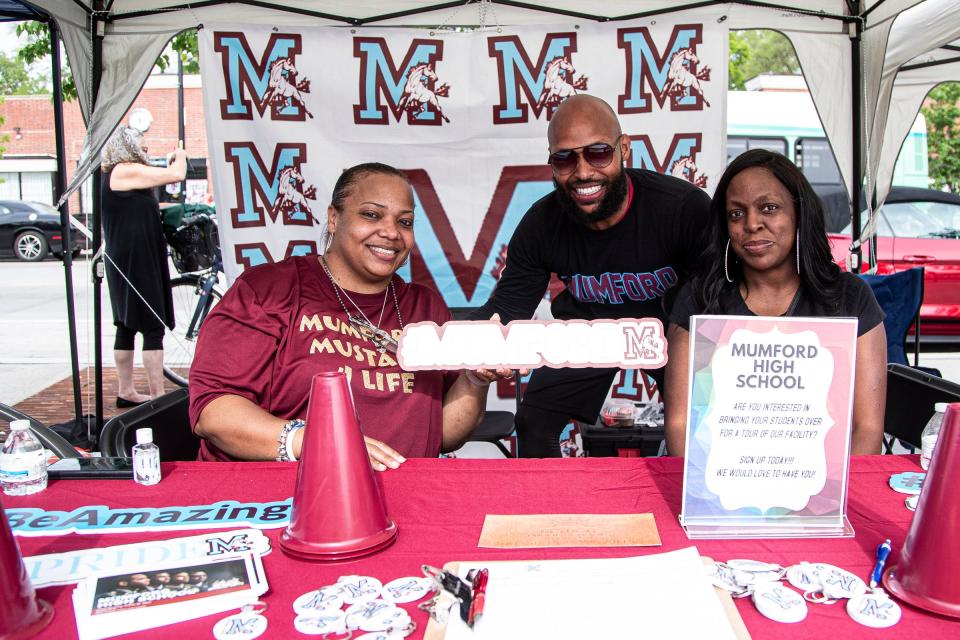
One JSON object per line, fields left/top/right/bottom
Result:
{"left": 850, "top": 9, "right": 864, "bottom": 275}
{"left": 50, "top": 19, "right": 84, "bottom": 424}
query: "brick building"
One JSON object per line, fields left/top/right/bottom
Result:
{"left": 0, "top": 73, "right": 210, "bottom": 213}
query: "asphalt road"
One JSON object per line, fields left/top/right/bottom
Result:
{"left": 0, "top": 257, "right": 118, "bottom": 405}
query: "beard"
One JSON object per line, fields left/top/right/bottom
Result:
{"left": 554, "top": 169, "right": 630, "bottom": 227}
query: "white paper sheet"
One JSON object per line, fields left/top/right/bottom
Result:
{"left": 445, "top": 547, "right": 738, "bottom": 640}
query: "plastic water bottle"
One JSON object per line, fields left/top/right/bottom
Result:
{"left": 132, "top": 428, "right": 161, "bottom": 485}
{"left": 920, "top": 403, "right": 948, "bottom": 471}
{"left": 0, "top": 419, "right": 48, "bottom": 496}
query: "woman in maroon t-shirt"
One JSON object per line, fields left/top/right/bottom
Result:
{"left": 189, "top": 163, "right": 511, "bottom": 469}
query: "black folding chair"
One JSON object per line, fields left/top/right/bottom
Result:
{"left": 98, "top": 388, "right": 199, "bottom": 461}
{"left": 883, "top": 363, "right": 960, "bottom": 453}
{"left": 0, "top": 403, "right": 80, "bottom": 459}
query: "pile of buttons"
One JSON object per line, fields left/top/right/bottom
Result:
{"left": 709, "top": 559, "right": 902, "bottom": 628}
{"left": 292, "top": 574, "right": 435, "bottom": 637}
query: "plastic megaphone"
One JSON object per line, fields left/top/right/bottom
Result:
{"left": 0, "top": 497, "right": 53, "bottom": 638}
{"left": 884, "top": 402, "right": 960, "bottom": 617}
{"left": 279, "top": 372, "right": 398, "bottom": 560}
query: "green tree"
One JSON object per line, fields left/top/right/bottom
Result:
{"left": 0, "top": 51, "right": 48, "bottom": 95}
{"left": 15, "top": 21, "right": 199, "bottom": 102}
{"left": 921, "top": 82, "right": 960, "bottom": 193}
{"left": 728, "top": 30, "right": 801, "bottom": 90}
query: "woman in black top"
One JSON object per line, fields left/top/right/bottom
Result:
{"left": 664, "top": 149, "right": 886, "bottom": 456}
{"left": 101, "top": 127, "right": 186, "bottom": 406}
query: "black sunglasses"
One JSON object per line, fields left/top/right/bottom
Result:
{"left": 548, "top": 138, "right": 621, "bottom": 174}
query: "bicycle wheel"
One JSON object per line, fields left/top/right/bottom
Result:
{"left": 163, "top": 275, "right": 224, "bottom": 386}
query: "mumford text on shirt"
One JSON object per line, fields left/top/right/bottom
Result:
{"left": 299, "top": 313, "right": 415, "bottom": 393}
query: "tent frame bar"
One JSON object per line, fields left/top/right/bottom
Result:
{"left": 102, "top": 0, "right": 856, "bottom": 25}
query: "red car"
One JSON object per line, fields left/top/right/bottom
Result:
{"left": 828, "top": 187, "right": 960, "bottom": 337}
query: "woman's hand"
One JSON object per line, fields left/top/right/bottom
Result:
{"left": 364, "top": 436, "right": 406, "bottom": 471}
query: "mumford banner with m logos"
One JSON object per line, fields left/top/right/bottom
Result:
{"left": 198, "top": 12, "right": 728, "bottom": 305}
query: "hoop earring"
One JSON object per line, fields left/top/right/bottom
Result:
{"left": 323, "top": 232, "right": 334, "bottom": 254}
{"left": 724, "top": 239, "right": 734, "bottom": 283}
{"left": 795, "top": 230, "right": 800, "bottom": 275}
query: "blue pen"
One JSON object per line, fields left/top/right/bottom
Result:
{"left": 870, "top": 539, "right": 892, "bottom": 589}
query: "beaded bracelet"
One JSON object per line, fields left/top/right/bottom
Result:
{"left": 277, "top": 419, "right": 306, "bottom": 462}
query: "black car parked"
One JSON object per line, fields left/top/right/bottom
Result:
{"left": 0, "top": 200, "right": 83, "bottom": 261}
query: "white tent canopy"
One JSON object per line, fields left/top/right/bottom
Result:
{"left": 19, "top": 0, "right": 960, "bottom": 237}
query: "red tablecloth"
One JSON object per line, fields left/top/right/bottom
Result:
{"left": 6, "top": 455, "right": 956, "bottom": 639}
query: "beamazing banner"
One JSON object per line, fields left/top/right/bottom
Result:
{"left": 199, "top": 12, "right": 728, "bottom": 304}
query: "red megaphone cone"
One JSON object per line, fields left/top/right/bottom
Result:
{"left": 884, "top": 402, "right": 960, "bottom": 617}
{"left": 279, "top": 372, "right": 398, "bottom": 560}
{"left": 0, "top": 497, "right": 53, "bottom": 638}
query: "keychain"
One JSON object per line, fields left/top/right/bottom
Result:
{"left": 213, "top": 601, "right": 269, "bottom": 640}
{"left": 421, "top": 565, "right": 472, "bottom": 624}
{"left": 847, "top": 590, "right": 902, "bottom": 628}
{"left": 293, "top": 584, "right": 346, "bottom": 615}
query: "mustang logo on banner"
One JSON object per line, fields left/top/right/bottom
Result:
{"left": 199, "top": 12, "right": 728, "bottom": 305}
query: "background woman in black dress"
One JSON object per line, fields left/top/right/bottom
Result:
{"left": 100, "top": 127, "right": 186, "bottom": 406}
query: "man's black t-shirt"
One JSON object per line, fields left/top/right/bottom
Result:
{"left": 474, "top": 168, "right": 712, "bottom": 324}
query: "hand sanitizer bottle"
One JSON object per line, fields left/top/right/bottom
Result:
{"left": 132, "top": 427, "right": 161, "bottom": 485}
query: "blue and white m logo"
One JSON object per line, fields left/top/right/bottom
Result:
{"left": 223, "top": 142, "right": 314, "bottom": 228}
{"left": 214, "top": 32, "right": 308, "bottom": 120}
{"left": 618, "top": 24, "right": 709, "bottom": 113}
{"left": 487, "top": 33, "right": 580, "bottom": 124}
{"left": 353, "top": 37, "right": 446, "bottom": 125}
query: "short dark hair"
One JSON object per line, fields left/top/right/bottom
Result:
{"left": 692, "top": 149, "right": 842, "bottom": 313}
{"left": 330, "top": 162, "right": 410, "bottom": 211}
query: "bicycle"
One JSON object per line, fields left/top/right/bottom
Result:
{"left": 162, "top": 210, "right": 224, "bottom": 387}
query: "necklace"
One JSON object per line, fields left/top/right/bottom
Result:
{"left": 319, "top": 256, "right": 403, "bottom": 354}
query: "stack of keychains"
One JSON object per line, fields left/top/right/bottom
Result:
{"left": 708, "top": 559, "right": 902, "bottom": 628}
{"left": 291, "top": 574, "right": 435, "bottom": 637}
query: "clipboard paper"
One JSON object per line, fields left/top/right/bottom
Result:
{"left": 424, "top": 548, "right": 750, "bottom": 640}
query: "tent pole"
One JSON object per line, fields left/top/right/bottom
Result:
{"left": 91, "top": 3, "right": 106, "bottom": 434}
{"left": 849, "top": 3, "right": 864, "bottom": 275}
{"left": 50, "top": 18, "right": 84, "bottom": 425}
{"left": 177, "top": 51, "right": 186, "bottom": 198}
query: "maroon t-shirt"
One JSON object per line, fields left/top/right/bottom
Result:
{"left": 189, "top": 256, "right": 457, "bottom": 461}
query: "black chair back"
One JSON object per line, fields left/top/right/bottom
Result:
{"left": 98, "top": 388, "right": 198, "bottom": 461}
{"left": 884, "top": 363, "right": 960, "bottom": 451}
{"left": 0, "top": 403, "right": 80, "bottom": 459}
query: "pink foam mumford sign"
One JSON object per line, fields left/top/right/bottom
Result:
{"left": 397, "top": 319, "right": 667, "bottom": 370}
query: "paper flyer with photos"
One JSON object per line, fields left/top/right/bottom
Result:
{"left": 680, "top": 315, "right": 858, "bottom": 538}
{"left": 72, "top": 554, "right": 267, "bottom": 639}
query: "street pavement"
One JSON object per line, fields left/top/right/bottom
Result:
{"left": 0, "top": 257, "right": 119, "bottom": 405}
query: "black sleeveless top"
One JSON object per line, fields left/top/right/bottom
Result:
{"left": 101, "top": 168, "right": 174, "bottom": 331}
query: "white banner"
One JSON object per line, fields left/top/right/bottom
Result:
{"left": 199, "top": 13, "right": 728, "bottom": 306}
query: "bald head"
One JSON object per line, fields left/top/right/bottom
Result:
{"left": 547, "top": 95, "right": 622, "bottom": 150}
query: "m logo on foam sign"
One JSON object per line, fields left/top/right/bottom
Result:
{"left": 487, "top": 33, "right": 587, "bottom": 124}
{"left": 618, "top": 24, "right": 711, "bottom": 114}
{"left": 353, "top": 38, "right": 450, "bottom": 125}
{"left": 214, "top": 32, "right": 312, "bottom": 120}
{"left": 398, "top": 319, "right": 667, "bottom": 370}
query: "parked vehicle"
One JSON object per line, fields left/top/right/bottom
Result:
{"left": 0, "top": 200, "right": 83, "bottom": 261}
{"left": 828, "top": 187, "right": 960, "bottom": 337}
{"left": 728, "top": 88, "right": 929, "bottom": 233}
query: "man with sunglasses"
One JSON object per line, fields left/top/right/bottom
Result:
{"left": 472, "top": 94, "right": 710, "bottom": 458}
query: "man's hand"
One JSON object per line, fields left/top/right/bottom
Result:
{"left": 364, "top": 436, "right": 406, "bottom": 471}
{"left": 464, "top": 313, "right": 529, "bottom": 385}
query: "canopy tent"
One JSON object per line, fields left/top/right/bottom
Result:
{"left": 7, "top": 0, "right": 960, "bottom": 428}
